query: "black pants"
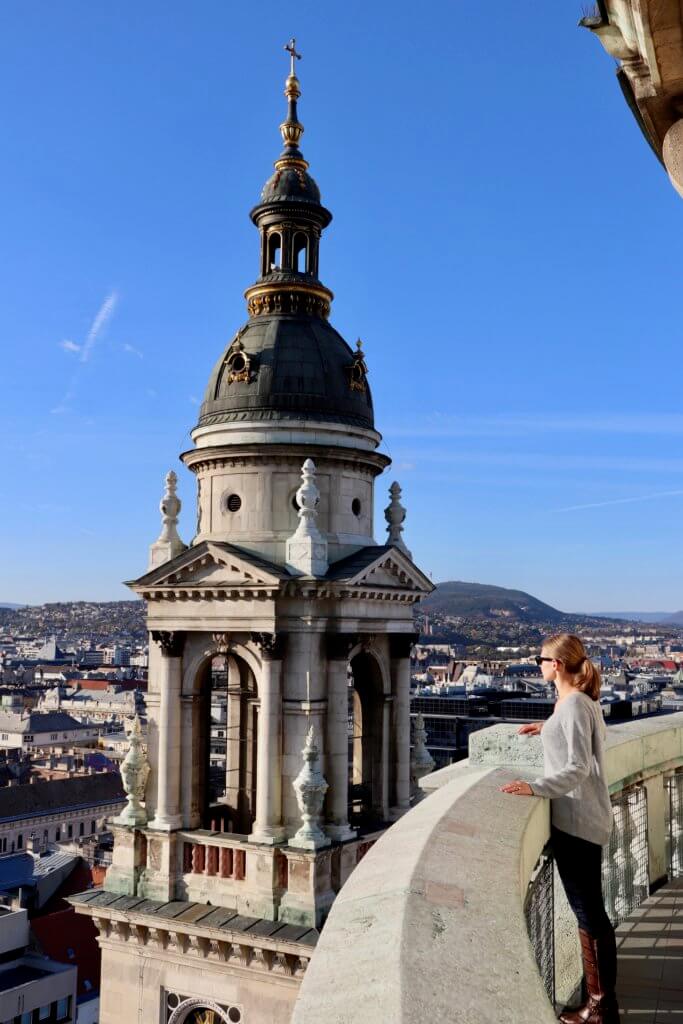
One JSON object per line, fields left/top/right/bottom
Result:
{"left": 551, "top": 825, "right": 613, "bottom": 938}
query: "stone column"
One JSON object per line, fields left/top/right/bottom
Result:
{"left": 325, "top": 635, "right": 356, "bottom": 841}
{"left": 644, "top": 774, "right": 667, "bottom": 890}
{"left": 249, "top": 633, "right": 287, "bottom": 844}
{"left": 149, "top": 631, "right": 184, "bottom": 831}
{"left": 389, "top": 634, "right": 416, "bottom": 818}
{"left": 224, "top": 656, "right": 242, "bottom": 808}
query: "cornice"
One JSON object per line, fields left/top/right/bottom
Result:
{"left": 181, "top": 442, "right": 389, "bottom": 475}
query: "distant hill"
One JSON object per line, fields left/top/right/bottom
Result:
{"left": 0, "top": 603, "right": 25, "bottom": 610}
{"left": 662, "top": 611, "right": 683, "bottom": 625}
{"left": 420, "top": 581, "right": 564, "bottom": 623}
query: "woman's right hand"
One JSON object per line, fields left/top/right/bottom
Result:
{"left": 518, "top": 722, "right": 543, "bottom": 736}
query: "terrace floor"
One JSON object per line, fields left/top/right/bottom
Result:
{"left": 615, "top": 877, "right": 683, "bottom": 1021}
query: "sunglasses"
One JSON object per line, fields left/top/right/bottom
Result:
{"left": 534, "top": 656, "right": 554, "bottom": 666}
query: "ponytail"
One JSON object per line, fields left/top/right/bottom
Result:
{"left": 542, "top": 633, "right": 601, "bottom": 701}
{"left": 574, "top": 657, "right": 601, "bottom": 702}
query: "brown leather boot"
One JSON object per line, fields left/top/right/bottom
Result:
{"left": 558, "top": 928, "right": 620, "bottom": 1024}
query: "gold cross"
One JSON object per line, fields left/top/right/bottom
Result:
{"left": 284, "top": 38, "right": 302, "bottom": 76}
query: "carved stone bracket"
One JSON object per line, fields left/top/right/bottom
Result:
{"left": 325, "top": 633, "right": 357, "bottom": 661}
{"left": 211, "top": 632, "right": 231, "bottom": 655}
{"left": 389, "top": 633, "right": 419, "bottom": 660}
{"left": 251, "top": 632, "right": 287, "bottom": 660}
{"left": 152, "top": 631, "right": 185, "bottom": 658}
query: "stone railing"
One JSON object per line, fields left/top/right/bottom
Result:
{"left": 180, "top": 831, "right": 248, "bottom": 881}
{"left": 291, "top": 712, "right": 683, "bottom": 1023}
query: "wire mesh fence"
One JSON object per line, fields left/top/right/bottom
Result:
{"left": 665, "top": 768, "right": 683, "bottom": 880}
{"left": 602, "top": 783, "right": 649, "bottom": 927}
{"left": 524, "top": 845, "right": 555, "bottom": 1007}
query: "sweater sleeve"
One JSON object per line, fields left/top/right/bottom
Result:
{"left": 530, "top": 699, "right": 593, "bottom": 798}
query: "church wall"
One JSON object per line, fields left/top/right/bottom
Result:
{"left": 98, "top": 938, "right": 303, "bottom": 1024}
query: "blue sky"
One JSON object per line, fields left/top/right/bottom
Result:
{"left": 1, "top": 1, "right": 682, "bottom": 612}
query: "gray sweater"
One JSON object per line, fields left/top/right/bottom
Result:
{"left": 530, "top": 691, "right": 613, "bottom": 846}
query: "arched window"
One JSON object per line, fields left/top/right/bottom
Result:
{"left": 267, "top": 232, "right": 282, "bottom": 271}
{"left": 293, "top": 232, "right": 308, "bottom": 273}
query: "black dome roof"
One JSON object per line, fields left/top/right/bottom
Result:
{"left": 260, "top": 165, "right": 322, "bottom": 206}
{"left": 198, "top": 316, "right": 374, "bottom": 430}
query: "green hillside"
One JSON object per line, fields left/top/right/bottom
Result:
{"left": 420, "top": 581, "right": 564, "bottom": 623}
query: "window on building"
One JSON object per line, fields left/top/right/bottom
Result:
{"left": 1, "top": 733, "right": 8, "bottom": 740}
{"left": 91, "top": 819, "right": 96, "bottom": 834}
{"left": 56, "top": 997, "right": 71, "bottom": 1021}
{"left": 21, "top": 1011, "right": 32, "bottom": 1024}
{"left": 267, "top": 231, "right": 282, "bottom": 270}
{"left": 55, "top": 828, "right": 61, "bottom": 842}
{"left": 50, "top": 733, "right": 58, "bottom": 740}
{"left": 79, "top": 822, "right": 84, "bottom": 836}
{"left": 38, "top": 1003, "right": 51, "bottom": 1020}
{"left": 43, "top": 829, "right": 48, "bottom": 843}
{"left": 17, "top": 833, "right": 22, "bottom": 849}
{"left": 67, "top": 824, "right": 73, "bottom": 838}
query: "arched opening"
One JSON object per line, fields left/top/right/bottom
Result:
{"left": 348, "top": 651, "right": 385, "bottom": 828}
{"left": 293, "top": 232, "right": 308, "bottom": 273}
{"left": 196, "top": 652, "right": 258, "bottom": 834}
{"left": 267, "top": 232, "right": 282, "bottom": 271}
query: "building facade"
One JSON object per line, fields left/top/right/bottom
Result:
{"left": 71, "top": 48, "right": 432, "bottom": 1024}
{"left": 0, "top": 775, "right": 125, "bottom": 855}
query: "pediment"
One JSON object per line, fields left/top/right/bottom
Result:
{"left": 127, "top": 541, "right": 287, "bottom": 592}
{"left": 331, "top": 546, "right": 434, "bottom": 594}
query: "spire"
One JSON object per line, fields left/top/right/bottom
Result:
{"left": 279, "top": 38, "right": 305, "bottom": 167}
{"left": 246, "top": 43, "right": 334, "bottom": 320}
{"left": 286, "top": 459, "right": 329, "bottom": 577}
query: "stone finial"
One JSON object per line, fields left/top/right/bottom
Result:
{"left": 286, "top": 459, "right": 328, "bottom": 577}
{"left": 290, "top": 723, "right": 331, "bottom": 849}
{"left": 410, "top": 712, "right": 435, "bottom": 803}
{"left": 113, "top": 716, "right": 150, "bottom": 827}
{"left": 149, "top": 470, "right": 187, "bottom": 569}
{"left": 384, "top": 481, "right": 411, "bottom": 558}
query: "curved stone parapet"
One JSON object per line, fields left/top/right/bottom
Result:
{"left": 291, "top": 713, "right": 683, "bottom": 1023}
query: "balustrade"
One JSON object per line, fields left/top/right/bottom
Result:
{"left": 181, "top": 833, "right": 247, "bottom": 882}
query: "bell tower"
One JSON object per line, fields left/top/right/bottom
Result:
{"left": 70, "top": 42, "right": 433, "bottom": 1024}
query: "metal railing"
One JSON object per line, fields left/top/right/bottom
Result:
{"left": 524, "top": 845, "right": 555, "bottom": 1005}
{"left": 602, "top": 783, "right": 649, "bottom": 927}
{"left": 665, "top": 768, "right": 683, "bottom": 879}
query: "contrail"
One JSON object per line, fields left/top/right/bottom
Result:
{"left": 80, "top": 290, "right": 118, "bottom": 363}
{"left": 556, "top": 489, "right": 683, "bottom": 512}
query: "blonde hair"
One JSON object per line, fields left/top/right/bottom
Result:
{"left": 542, "top": 633, "right": 601, "bottom": 701}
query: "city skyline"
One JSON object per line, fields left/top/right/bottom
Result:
{"left": 2, "top": 2, "right": 683, "bottom": 610}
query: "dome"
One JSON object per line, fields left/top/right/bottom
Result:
{"left": 198, "top": 316, "right": 374, "bottom": 430}
{"left": 260, "top": 165, "right": 322, "bottom": 205}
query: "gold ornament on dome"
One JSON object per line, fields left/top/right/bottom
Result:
{"left": 225, "top": 333, "right": 252, "bottom": 385}
{"left": 347, "top": 338, "right": 368, "bottom": 392}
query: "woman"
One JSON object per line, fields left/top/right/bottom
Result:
{"left": 500, "top": 633, "right": 618, "bottom": 1024}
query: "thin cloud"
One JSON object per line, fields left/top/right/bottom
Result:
{"left": 122, "top": 343, "right": 143, "bottom": 359}
{"left": 51, "top": 290, "right": 119, "bottom": 414}
{"left": 189, "top": 395, "right": 200, "bottom": 405}
{"left": 80, "top": 290, "right": 118, "bottom": 363}
{"left": 555, "top": 489, "right": 683, "bottom": 513}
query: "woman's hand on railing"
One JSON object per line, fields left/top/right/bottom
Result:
{"left": 499, "top": 781, "right": 534, "bottom": 796}
{"left": 517, "top": 722, "right": 543, "bottom": 736}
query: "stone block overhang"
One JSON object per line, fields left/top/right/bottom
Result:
{"left": 582, "top": 0, "right": 683, "bottom": 174}
{"left": 67, "top": 888, "right": 318, "bottom": 974}
{"left": 125, "top": 539, "right": 434, "bottom": 605}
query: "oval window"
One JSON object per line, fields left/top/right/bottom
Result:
{"left": 352, "top": 498, "right": 362, "bottom": 517}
